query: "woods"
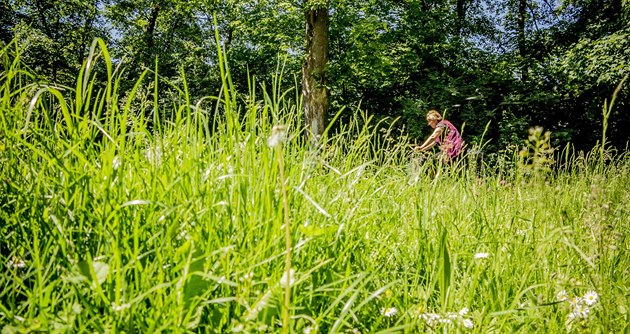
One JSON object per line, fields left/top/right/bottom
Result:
{"left": 1, "top": 0, "right": 628, "bottom": 151}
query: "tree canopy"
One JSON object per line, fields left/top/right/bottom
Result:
{"left": 2, "top": 0, "right": 628, "bottom": 150}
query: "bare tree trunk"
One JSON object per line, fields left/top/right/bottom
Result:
{"left": 145, "top": 2, "right": 160, "bottom": 63}
{"left": 456, "top": 0, "right": 466, "bottom": 40}
{"left": 518, "top": 0, "right": 528, "bottom": 80}
{"left": 302, "top": 2, "right": 329, "bottom": 142}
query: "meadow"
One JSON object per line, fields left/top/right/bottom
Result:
{"left": 1, "top": 40, "right": 629, "bottom": 333}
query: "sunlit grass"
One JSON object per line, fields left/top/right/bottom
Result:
{"left": 1, "top": 39, "right": 629, "bottom": 333}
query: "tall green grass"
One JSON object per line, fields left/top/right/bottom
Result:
{"left": 1, "top": 39, "right": 629, "bottom": 333}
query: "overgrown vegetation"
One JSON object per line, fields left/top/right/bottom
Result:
{"left": 1, "top": 40, "right": 629, "bottom": 333}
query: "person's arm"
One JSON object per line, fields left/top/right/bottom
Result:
{"left": 416, "top": 127, "right": 444, "bottom": 151}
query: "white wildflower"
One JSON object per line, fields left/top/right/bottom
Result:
{"left": 557, "top": 290, "right": 569, "bottom": 302}
{"left": 267, "top": 125, "right": 287, "bottom": 148}
{"left": 239, "top": 272, "right": 254, "bottom": 282}
{"left": 112, "top": 156, "right": 121, "bottom": 170}
{"left": 583, "top": 291, "right": 598, "bottom": 306}
{"left": 111, "top": 302, "right": 131, "bottom": 312}
{"left": 462, "top": 318, "right": 474, "bottom": 329}
{"left": 232, "top": 323, "right": 245, "bottom": 332}
{"left": 573, "top": 303, "right": 591, "bottom": 319}
{"left": 177, "top": 228, "right": 189, "bottom": 240}
{"left": 569, "top": 297, "right": 582, "bottom": 308}
{"left": 280, "top": 268, "right": 295, "bottom": 287}
{"left": 381, "top": 307, "right": 398, "bottom": 317}
{"left": 459, "top": 307, "right": 469, "bottom": 316}
{"left": 474, "top": 252, "right": 489, "bottom": 259}
{"left": 303, "top": 326, "right": 315, "bottom": 334}
{"left": 422, "top": 313, "right": 442, "bottom": 325}
{"left": 7, "top": 257, "right": 26, "bottom": 268}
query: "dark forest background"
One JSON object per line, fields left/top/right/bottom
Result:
{"left": 1, "top": 0, "right": 628, "bottom": 152}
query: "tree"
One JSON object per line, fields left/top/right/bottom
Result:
{"left": 302, "top": 0, "right": 329, "bottom": 141}
{"left": 3, "top": 0, "right": 107, "bottom": 82}
{"left": 0, "top": 0, "right": 15, "bottom": 45}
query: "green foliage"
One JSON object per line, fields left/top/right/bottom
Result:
{"left": 2, "top": 0, "right": 106, "bottom": 82}
{"left": 304, "top": 0, "right": 328, "bottom": 11}
{"left": 560, "top": 28, "right": 630, "bottom": 91}
{"left": 1, "top": 40, "right": 630, "bottom": 333}
{"left": 2, "top": 0, "right": 629, "bottom": 153}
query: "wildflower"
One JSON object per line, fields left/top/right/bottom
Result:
{"left": 112, "top": 156, "right": 121, "bottom": 170}
{"left": 381, "top": 307, "right": 398, "bottom": 317}
{"left": 557, "top": 290, "right": 569, "bottom": 302}
{"left": 232, "top": 323, "right": 245, "bottom": 332}
{"left": 459, "top": 307, "right": 469, "bottom": 316}
{"left": 474, "top": 252, "right": 489, "bottom": 259}
{"left": 569, "top": 297, "right": 582, "bottom": 308}
{"left": 583, "top": 291, "right": 598, "bottom": 306}
{"left": 111, "top": 302, "right": 131, "bottom": 312}
{"left": 421, "top": 313, "right": 442, "bottom": 326}
{"left": 7, "top": 257, "right": 26, "bottom": 269}
{"left": 303, "top": 326, "right": 315, "bottom": 334}
{"left": 280, "top": 268, "right": 295, "bottom": 287}
{"left": 177, "top": 228, "right": 189, "bottom": 240}
{"left": 239, "top": 272, "right": 254, "bottom": 282}
{"left": 572, "top": 303, "right": 590, "bottom": 319}
{"left": 268, "top": 125, "right": 287, "bottom": 148}
{"left": 462, "top": 318, "right": 474, "bottom": 329}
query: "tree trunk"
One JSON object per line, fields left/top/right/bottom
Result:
{"left": 145, "top": 2, "right": 160, "bottom": 63}
{"left": 302, "top": 2, "right": 329, "bottom": 142}
{"left": 518, "top": 0, "right": 528, "bottom": 80}
{"left": 455, "top": 0, "right": 466, "bottom": 40}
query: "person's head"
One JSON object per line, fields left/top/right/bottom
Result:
{"left": 426, "top": 110, "right": 442, "bottom": 129}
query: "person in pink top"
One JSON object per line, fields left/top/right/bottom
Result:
{"left": 415, "top": 109, "right": 464, "bottom": 162}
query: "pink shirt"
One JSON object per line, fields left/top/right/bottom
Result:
{"left": 435, "top": 120, "right": 463, "bottom": 160}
